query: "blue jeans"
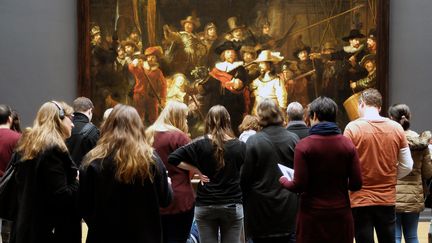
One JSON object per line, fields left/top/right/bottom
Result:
{"left": 195, "top": 204, "right": 244, "bottom": 243}
{"left": 395, "top": 212, "right": 419, "bottom": 243}
{"left": 352, "top": 206, "right": 396, "bottom": 243}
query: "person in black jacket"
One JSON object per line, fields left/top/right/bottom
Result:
{"left": 241, "top": 98, "right": 299, "bottom": 243}
{"left": 79, "top": 104, "right": 172, "bottom": 243}
{"left": 286, "top": 101, "right": 309, "bottom": 139}
{"left": 66, "top": 97, "right": 99, "bottom": 167}
{"left": 12, "top": 101, "right": 80, "bottom": 243}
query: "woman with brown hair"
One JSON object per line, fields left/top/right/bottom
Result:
{"left": 146, "top": 101, "right": 205, "bottom": 243}
{"left": 12, "top": 101, "right": 80, "bottom": 243}
{"left": 79, "top": 104, "right": 172, "bottom": 243}
{"left": 389, "top": 104, "right": 432, "bottom": 243}
{"left": 241, "top": 98, "right": 299, "bottom": 243}
{"left": 238, "top": 115, "right": 260, "bottom": 142}
{"left": 10, "top": 110, "right": 21, "bottom": 133}
{"left": 168, "top": 105, "right": 246, "bottom": 243}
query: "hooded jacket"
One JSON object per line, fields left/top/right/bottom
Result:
{"left": 396, "top": 130, "right": 432, "bottom": 213}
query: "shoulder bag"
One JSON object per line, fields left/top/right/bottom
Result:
{"left": 0, "top": 153, "right": 19, "bottom": 220}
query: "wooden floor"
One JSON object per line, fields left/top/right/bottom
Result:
{"left": 81, "top": 221, "right": 431, "bottom": 243}
{"left": 416, "top": 221, "right": 430, "bottom": 243}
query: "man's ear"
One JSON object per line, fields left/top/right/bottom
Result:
{"left": 87, "top": 108, "right": 93, "bottom": 119}
{"left": 310, "top": 112, "right": 318, "bottom": 124}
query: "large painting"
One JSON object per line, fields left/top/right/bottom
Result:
{"left": 78, "top": 0, "right": 389, "bottom": 136}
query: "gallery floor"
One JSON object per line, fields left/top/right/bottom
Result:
{"left": 81, "top": 215, "right": 432, "bottom": 243}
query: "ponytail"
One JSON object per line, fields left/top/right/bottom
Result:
{"left": 388, "top": 104, "right": 411, "bottom": 131}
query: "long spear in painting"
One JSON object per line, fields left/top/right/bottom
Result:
{"left": 284, "top": 4, "right": 366, "bottom": 39}
{"left": 142, "top": 70, "right": 164, "bottom": 109}
{"left": 114, "top": 0, "right": 119, "bottom": 31}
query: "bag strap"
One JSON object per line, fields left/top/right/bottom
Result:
{"left": 5, "top": 152, "right": 18, "bottom": 171}
{"left": 0, "top": 153, "right": 17, "bottom": 182}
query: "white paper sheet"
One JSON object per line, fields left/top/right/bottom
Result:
{"left": 278, "top": 163, "right": 294, "bottom": 180}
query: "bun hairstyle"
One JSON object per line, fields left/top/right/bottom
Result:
{"left": 388, "top": 104, "right": 411, "bottom": 131}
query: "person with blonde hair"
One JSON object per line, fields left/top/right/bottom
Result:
{"left": 169, "top": 105, "right": 246, "bottom": 243}
{"left": 79, "top": 104, "right": 172, "bottom": 243}
{"left": 11, "top": 101, "right": 80, "bottom": 243}
{"left": 146, "top": 101, "right": 203, "bottom": 243}
{"left": 98, "top": 107, "right": 113, "bottom": 128}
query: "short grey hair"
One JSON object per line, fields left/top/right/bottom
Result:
{"left": 286, "top": 102, "right": 304, "bottom": 121}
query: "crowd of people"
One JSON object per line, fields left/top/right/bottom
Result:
{"left": 0, "top": 87, "right": 431, "bottom": 243}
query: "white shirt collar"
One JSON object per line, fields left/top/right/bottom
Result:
{"left": 215, "top": 61, "right": 244, "bottom": 72}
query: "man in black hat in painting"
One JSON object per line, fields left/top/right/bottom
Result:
{"left": 311, "top": 29, "right": 368, "bottom": 100}
{"left": 199, "top": 41, "right": 248, "bottom": 135}
{"left": 226, "top": 17, "right": 255, "bottom": 47}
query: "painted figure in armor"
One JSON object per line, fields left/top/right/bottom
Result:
{"left": 163, "top": 16, "right": 207, "bottom": 76}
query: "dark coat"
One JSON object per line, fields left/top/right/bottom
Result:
{"left": 79, "top": 152, "right": 172, "bottom": 243}
{"left": 241, "top": 125, "right": 299, "bottom": 238}
{"left": 11, "top": 147, "right": 80, "bottom": 243}
{"left": 287, "top": 121, "right": 309, "bottom": 140}
{"left": 202, "top": 64, "right": 248, "bottom": 136}
{"left": 66, "top": 113, "right": 100, "bottom": 167}
{"left": 329, "top": 47, "right": 368, "bottom": 100}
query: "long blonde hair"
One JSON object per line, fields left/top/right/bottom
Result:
{"left": 16, "top": 101, "right": 73, "bottom": 160}
{"left": 83, "top": 104, "right": 155, "bottom": 184}
{"left": 146, "top": 101, "right": 189, "bottom": 145}
{"left": 205, "top": 105, "right": 235, "bottom": 170}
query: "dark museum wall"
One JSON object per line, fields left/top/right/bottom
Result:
{"left": 0, "top": 0, "right": 431, "bottom": 131}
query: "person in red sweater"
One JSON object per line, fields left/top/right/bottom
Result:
{"left": 129, "top": 46, "right": 167, "bottom": 124}
{"left": 146, "top": 101, "right": 207, "bottom": 243}
{"left": 280, "top": 96, "right": 362, "bottom": 243}
{"left": 0, "top": 104, "right": 21, "bottom": 176}
{"left": 0, "top": 104, "right": 21, "bottom": 243}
